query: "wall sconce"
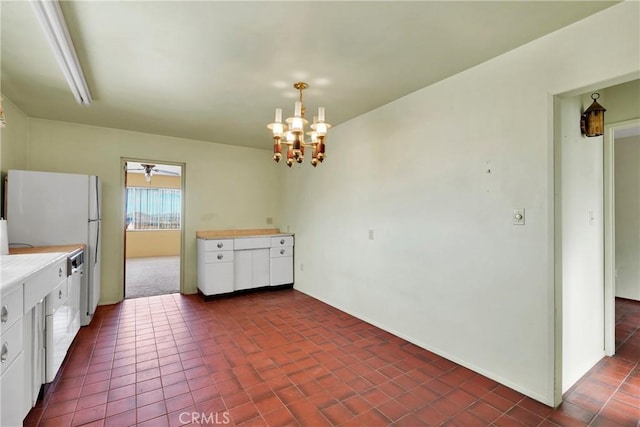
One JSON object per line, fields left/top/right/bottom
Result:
{"left": 0, "top": 97, "right": 6, "bottom": 128}
{"left": 580, "top": 93, "right": 606, "bottom": 137}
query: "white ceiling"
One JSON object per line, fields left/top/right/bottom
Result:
{"left": 1, "top": 1, "right": 619, "bottom": 150}
{"left": 616, "top": 126, "right": 640, "bottom": 139}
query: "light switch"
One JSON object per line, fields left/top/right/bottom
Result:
{"left": 368, "top": 229, "right": 375, "bottom": 240}
{"left": 513, "top": 208, "right": 525, "bottom": 225}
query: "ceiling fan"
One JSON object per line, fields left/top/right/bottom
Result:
{"left": 127, "top": 163, "right": 180, "bottom": 182}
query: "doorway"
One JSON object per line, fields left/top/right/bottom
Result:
{"left": 122, "top": 159, "right": 185, "bottom": 298}
{"left": 604, "top": 118, "right": 640, "bottom": 354}
{"left": 555, "top": 79, "right": 640, "bottom": 403}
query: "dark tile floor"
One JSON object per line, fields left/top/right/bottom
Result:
{"left": 24, "top": 291, "right": 639, "bottom": 426}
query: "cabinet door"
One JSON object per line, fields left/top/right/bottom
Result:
{"left": 270, "top": 256, "right": 293, "bottom": 286}
{"left": 199, "top": 262, "right": 234, "bottom": 295}
{"left": 234, "top": 251, "right": 253, "bottom": 291}
{"left": 235, "top": 249, "right": 270, "bottom": 290}
{"left": 252, "top": 249, "right": 270, "bottom": 288}
{"left": 1, "top": 353, "right": 25, "bottom": 427}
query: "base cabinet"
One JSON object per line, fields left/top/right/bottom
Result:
{"left": 270, "top": 253, "right": 293, "bottom": 286}
{"left": 270, "top": 236, "right": 294, "bottom": 286}
{"left": 202, "top": 262, "right": 234, "bottom": 294}
{"left": 1, "top": 253, "right": 74, "bottom": 427}
{"left": 1, "top": 284, "right": 26, "bottom": 427}
{"left": 197, "top": 239, "right": 234, "bottom": 295}
{"left": 1, "top": 352, "right": 24, "bottom": 427}
{"left": 234, "top": 249, "right": 270, "bottom": 291}
{"left": 197, "top": 233, "right": 294, "bottom": 297}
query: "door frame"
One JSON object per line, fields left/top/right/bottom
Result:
{"left": 120, "top": 157, "right": 186, "bottom": 299}
{"left": 603, "top": 118, "right": 640, "bottom": 356}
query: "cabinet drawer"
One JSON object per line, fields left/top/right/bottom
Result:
{"left": 45, "top": 278, "right": 68, "bottom": 315}
{"left": 203, "top": 239, "right": 234, "bottom": 251}
{"left": 270, "top": 247, "right": 293, "bottom": 258}
{"left": 24, "top": 259, "right": 67, "bottom": 312}
{"left": 0, "top": 317, "right": 23, "bottom": 375}
{"left": 234, "top": 237, "right": 271, "bottom": 250}
{"left": 271, "top": 236, "right": 294, "bottom": 247}
{"left": 0, "top": 286, "right": 23, "bottom": 335}
{"left": 204, "top": 250, "right": 234, "bottom": 263}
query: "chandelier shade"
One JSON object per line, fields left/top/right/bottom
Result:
{"left": 267, "top": 82, "right": 331, "bottom": 167}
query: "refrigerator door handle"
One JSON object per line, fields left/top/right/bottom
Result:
{"left": 95, "top": 177, "right": 100, "bottom": 221}
{"left": 95, "top": 220, "right": 100, "bottom": 265}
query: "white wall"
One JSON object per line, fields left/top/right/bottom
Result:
{"left": 602, "top": 80, "right": 640, "bottom": 124}
{"left": 615, "top": 135, "right": 640, "bottom": 301}
{"left": 280, "top": 2, "right": 639, "bottom": 405}
{"left": 25, "top": 119, "right": 280, "bottom": 304}
{"left": 560, "top": 95, "right": 604, "bottom": 392}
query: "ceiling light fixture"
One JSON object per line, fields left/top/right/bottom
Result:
{"left": 268, "top": 82, "right": 331, "bottom": 167}
{"left": 142, "top": 164, "right": 155, "bottom": 182}
{"left": 31, "top": 0, "right": 92, "bottom": 105}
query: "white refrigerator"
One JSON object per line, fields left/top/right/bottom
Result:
{"left": 7, "top": 170, "right": 102, "bottom": 326}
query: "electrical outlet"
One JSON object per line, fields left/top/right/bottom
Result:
{"left": 368, "top": 229, "right": 375, "bottom": 240}
{"left": 513, "top": 208, "right": 525, "bottom": 225}
{"left": 300, "top": 263, "right": 304, "bottom": 272}
{"left": 266, "top": 217, "right": 273, "bottom": 225}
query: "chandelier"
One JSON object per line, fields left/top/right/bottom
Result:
{"left": 267, "top": 82, "right": 331, "bottom": 167}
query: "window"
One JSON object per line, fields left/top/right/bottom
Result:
{"left": 126, "top": 187, "right": 181, "bottom": 230}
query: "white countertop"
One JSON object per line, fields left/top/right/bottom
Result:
{"left": 198, "top": 233, "right": 294, "bottom": 240}
{"left": 0, "top": 252, "right": 67, "bottom": 296}
{"left": 234, "top": 233, "right": 293, "bottom": 238}
{"left": 195, "top": 229, "right": 293, "bottom": 239}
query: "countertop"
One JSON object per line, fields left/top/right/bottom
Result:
{"left": 1, "top": 245, "right": 85, "bottom": 295}
{"left": 9, "top": 244, "right": 85, "bottom": 257}
{"left": 0, "top": 252, "right": 67, "bottom": 296}
{"left": 196, "top": 229, "right": 293, "bottom": 239}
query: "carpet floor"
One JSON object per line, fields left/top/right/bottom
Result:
{"left": 125, "top": 256, "right": 180, "bottom": 299}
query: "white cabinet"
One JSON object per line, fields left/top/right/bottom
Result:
{"left": 271, "top": 236, "right": 294, "bottom": 248}
{"left": 197, "top": 233, "right": 294, "bottom": 296}
{"left": 0, "top": 317, "right": 23, "bottom": 377}
{"left": 45, "top": 275, "right": 72, "bottom": 383}
{"left": 24, "top": 302, "right": 45, "bottom": 412}
{"left": 270, "top": 241, "right": 294, "bottom": 286}
{"left": 234, "top": 237, "right": 270, "bottom": 291}
{"left": 1, "top": 280, "right": 25, "bottom": 427}
{"left": 0, "top": 286, "right": 23, "bottom": 336}
{"left": 197, "top": 239, "right": 234, "bottom": 295}
{"left": 234, "top": 249, "right": 270, "bottom": 290}
{"left": 1, "top": 253, "right": 71, "bottom": 427}
{"left": 1, "top": 350, "right": 24, "bottom": 427}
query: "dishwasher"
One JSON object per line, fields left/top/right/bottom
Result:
{"left": 44, "top": 250, "right": 82, "bottom": 383}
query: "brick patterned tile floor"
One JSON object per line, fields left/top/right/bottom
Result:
{"left": 23, "top": 290, "right": 640, "bottom": 426}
